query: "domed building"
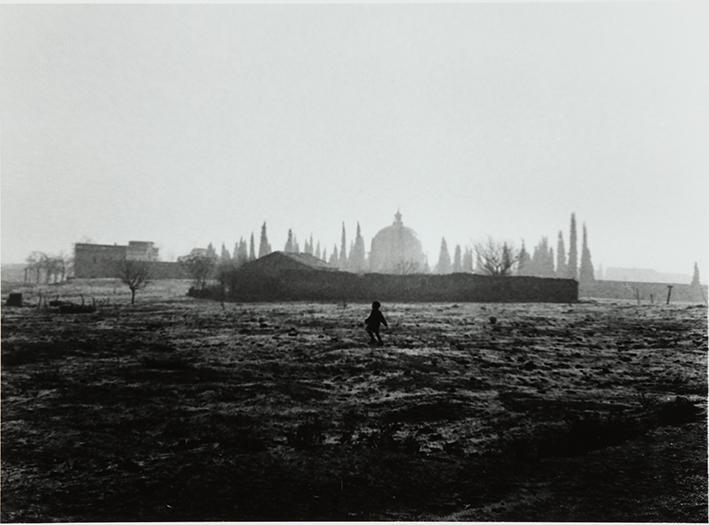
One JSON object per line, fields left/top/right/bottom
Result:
{"left": 369, "top": 211, "right": 427, "bottom": 274}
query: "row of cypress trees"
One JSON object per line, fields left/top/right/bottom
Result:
{"left": 430, "top": 213, "right": 596, "bottom": 281}
{"left": 205, "top": 213, "right": 595, "bottom": 281}
{"left": 205, "top": 221, "right": 368, "bottom": 272}
{"left": 516, "top": 213, "right": 595, "bottom": 282}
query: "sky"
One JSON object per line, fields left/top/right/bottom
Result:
{"left": 1, "top": 2, "right": 708, "bottom": 275}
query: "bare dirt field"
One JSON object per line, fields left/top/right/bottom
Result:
{"left": 1, "top": 281, "right": 707, "bottom": 521}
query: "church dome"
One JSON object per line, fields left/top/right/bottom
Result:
{"left": 369, "top": 211, "right": 427, "bottom": 273}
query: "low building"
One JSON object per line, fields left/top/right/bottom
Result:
{"left": 126, "top": 241, "right": 159, "bottom": 261}
{"left": 74, "top": 241, "right": 185, "bottom": 279}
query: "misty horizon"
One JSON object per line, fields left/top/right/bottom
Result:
{"left": 2, "top": 3, "right": 708, "bottom": 276}
{"left": 6, "top": 210, "right": 694, "bottom": 283}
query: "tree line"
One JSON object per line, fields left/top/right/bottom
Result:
{"left": 23, "top": 252, "right": 72, "bottom": 284}
{"left": 18, "top": 212, "right": 703, "bottom": 304}
{"left": 432, "top": 212, "right": 596, "bottom": 281}
{"left": 180, "top": 213, "right": 598, "bottom": 289}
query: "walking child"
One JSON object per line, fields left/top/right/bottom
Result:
{"left": 364, "top": 301, "right": 388, "bottom": 346}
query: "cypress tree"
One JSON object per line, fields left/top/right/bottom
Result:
{"left": 329, "top": 245, "right": 339, "bottom": 267}
{"left": 579, "top": 223, "right": 595, "bottom": 283}
{"left": 220, "top": 243, "right": 231, "bottom": 261}
{"left": 463, "top": 247, "right": 474, "bottom": 272}
{"left": 315, "top": 241, "right": 322, "bottom": 261}
{"left": 237, "top": 238, "right": 248, "bottom": 265}
{"left": 258, "top": 222, "right": 271, "bottom": 258}
{"left": 452, "top": 245, "right": 462, "bottom": 272}
{"left": 435, "top": 237, "right": 452, "bottom": 274}
{"left": 529, "top": 237, "right": 554, "bottom": 277}
{"left": 530, "top": 238, "right": 545, "bottom": 276}
{"left": 423, "top": 258, "right": 431, "bottom": 274}
{"left": 556, "top": 231, "right": 567, "bottom": 277}
{"left": 284, "top": 229, "right": 295, "bottom": 253}
{"left": 517, "top": 241, "right": 530, "bottom": 276}
{"left": 567, "top": 213, "right": 578, "bottom": 279}
{"left": 350, "top": 222, "right": 366, "bottom": 273}
{"left": 691, "top": 262, "right": 701, "bottom": 286}
{"left": 249, "top": 233, "right": 256, "bottom": 261}
{"left": 528, "top": 244, "right": 540, "bottom": 276}
{"left": 206, "top": 242, "right": 217, "bottom": 259}
{"left": 501, "top": 243, "right": 513, "bottom": 276}
{"left": 340, "top": 223, "right": 347, "bottom": 269}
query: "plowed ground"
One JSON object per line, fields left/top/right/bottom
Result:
{"left": 2, "top": 295, "right": 706, "bottom": 521}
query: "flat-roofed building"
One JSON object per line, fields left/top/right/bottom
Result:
{"left": 74, "top": 241, "right": 160, "bottom": 278}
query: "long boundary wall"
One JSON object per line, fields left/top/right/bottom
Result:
{"left": 223, "top": 269, "right": 578, "bottom": 302}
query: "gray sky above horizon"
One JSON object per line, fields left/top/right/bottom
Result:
{"left": 2, "top": 2, "right": 708, "bottom": 275}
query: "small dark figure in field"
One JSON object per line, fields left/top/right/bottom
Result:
{"left": 364, "top": 301, "right": 388, "bottom": 346}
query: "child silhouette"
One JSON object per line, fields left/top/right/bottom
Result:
{"left": 364, "top": 301, "right": 388, "bottom": 346}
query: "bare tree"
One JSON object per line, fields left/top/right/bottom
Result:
{"left": 474, "top": 237, "right": 520, "bottom": 276}
{"left": 60, "top": 253, "right": 73, "bottom": 281}
{"left": 179, "top": 253, "right": 216, "bottom": 289}
{"left": 25, "top": 251, "right": 45, "bottom": 283}
{"left": 24, "top": 251, "right": 73, "bottom": 284}
{"left": 119, "top": 260, "right": 151, "bottom": 304}
{"left": 43, "top": 256, "right": 65, "bottom": 284}
{"left": 392, "top": 260, "right": 420, "bottom": 275}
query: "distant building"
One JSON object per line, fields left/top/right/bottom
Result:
{"left": 126, "top": 241, "right": 159, "bottom": 261}
{"left": 74, "top": 241, "right": 160, "bottom": 278}
{"left": 369, "top": 211, "right": 427, "bottom": 274}
{"left": 177, "top": 248, "right": 210, "bottom": 261}
{"left": 236, "top": 251, "right": 336, "bottom": 276}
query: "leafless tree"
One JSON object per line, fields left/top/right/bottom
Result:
{"left": 393, "top": 260, "right": 420, "bottom": 275}
{"left": 179, "top": 253, "right": 217, "bottom": 289}
{"left": 43, "top": 256, "right": 65, "bottom": 284}
{"left": 119, "top": 260, "right": 151, "bottom": 304}
{"left": 59, "top": 252, "right": 73, "bottom": 281}
{"left": 23, "top": 251, "right": 72, "bottom": 284}
{"left": 474, "top": 237, "right": 519, "bottom": 276}
{"left": 25, "top": 251, "right": 45, "bottom": 283}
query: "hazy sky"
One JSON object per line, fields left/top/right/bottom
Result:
{"left": 2, "top": 2, "right": 708, "bottom": 275}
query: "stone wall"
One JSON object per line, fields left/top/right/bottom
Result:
{"left": 224, "top": 269, "right": 578, "bottom": 303}
{"left": 145, "top": 261, "right": 188, "bottom": 279}
{"left": 580, "top": 280, "right": 707, "bottom": 304}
